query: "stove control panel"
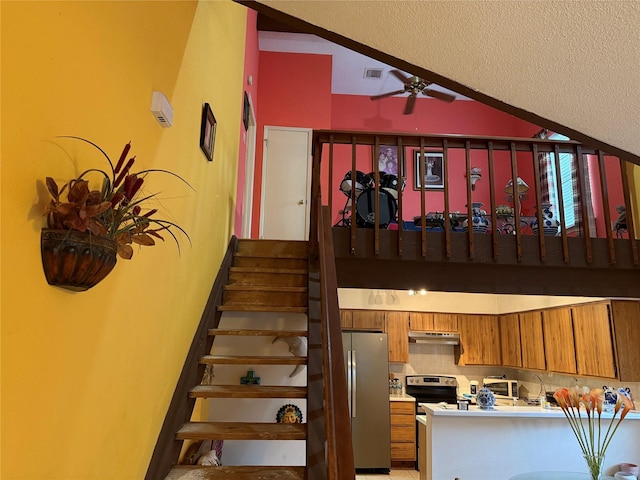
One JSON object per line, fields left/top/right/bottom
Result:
{"left": 406, "top": 375, "right": 457, "bottom": 387}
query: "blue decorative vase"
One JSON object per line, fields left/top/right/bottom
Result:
{"left": 463, "top": 202, "right": 489, "bottom": 233}
{"left": 603, "top": 385, "right": 633, "bottom": 412}
{"left": 531, "top": 202, "right": 560, "bottom": 236}
{"left": 476, "top": 387, "right": 496, "bottom": 409}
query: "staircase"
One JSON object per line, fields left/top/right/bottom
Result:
{"left": 165, "top": 239, "right": 310, "bottom": 480}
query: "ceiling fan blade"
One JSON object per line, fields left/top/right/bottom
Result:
{"left": 390, "top": 69, "right": 411, "bottom": 83}
{"left": 404, "top": 95, "right": 417, "bottom": 115}
{"left": 370, "top": 89, "right": 406, "bottom": 101}
{"left": 422, "top": 88, "right": 456, "bottom": 103}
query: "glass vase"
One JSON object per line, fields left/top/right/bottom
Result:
{"left": 583, "top": 453, "right": 605, "bottom": 480}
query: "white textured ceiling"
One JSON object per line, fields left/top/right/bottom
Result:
{"left": 253, "top": 0, "right": 640, "bottom": 161}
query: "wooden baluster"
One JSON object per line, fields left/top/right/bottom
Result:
{"left": 596, "top": 150, "right": 615, "bottom": 264}
{"left": 397, "top": 137, "right": 404, "bottom": 256}
{"left": 553, "top": 144, "right": 570, "bottom": 263}
{"left": 350, "top": 136, "right": 357, "bottom": 255}
{"left": 619, "top": 157, "right": 639, "bottom": 265}
{"left": 531, "top": 143, "right": 546, "bottom": 262}
{"left": 574, "top": 145, "right": 592, "bottom": 263}
{"left": 487, "top": 141, "right": 498, "bottom": 260}
{"left": 443, "top": 139, "right": 451, "bottom": 259}
{"left": 420, "top": 138, "right": 427, "bottom": 257}
{"left": 509, "top": 142, "right": 523, "bottom": 261}
{"left": 373, "top": 136, "right": 380, "bottom": 255}
{"left": 465, "top": 140, "right": 474, "bottom": 259}
{"left": 328, "top": 135, "right": 334, "bottom": 225}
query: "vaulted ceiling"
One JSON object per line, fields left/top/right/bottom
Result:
{"left": 240, "top": 0, "right": 640, "bottom": 165}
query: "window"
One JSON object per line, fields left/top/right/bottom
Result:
{"left": 548, "top": 133, "right": 575, "bottom": 228}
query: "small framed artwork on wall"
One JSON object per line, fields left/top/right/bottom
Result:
{"left": 200, "top": 102, "right": 217, "bottom": 162}
{"left": 414, "top": 150, "right": 444, "bottom": 190}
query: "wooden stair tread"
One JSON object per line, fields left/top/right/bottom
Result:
{"left": 224, "top": 285, "right": 307, "bottom": 292}
{"left": 230, "top": 266, "right": 307, "bottom": 275}
{"left": 165, "top": 465, "right": 305, "bottom": 480}
{"left": 209, "top": 329, "right": 307, "bottom": 337}
{"left": 201, "top": 355, "right": 307, "bottom": 365}
{"left": 234, "top": 251, "right": 307, "bottom": 259}
{"left": 216, "top": 307, "right": 308, "bottom": 314}
{"left": 177, "top": 422, "right": 306, "bottom": 440}
{"left": 190, "top": 385, "right": 307, "bottom": 399}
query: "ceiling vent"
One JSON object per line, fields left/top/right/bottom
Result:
{"left": 363, "top": 68, "right": 383, "bottom": 79}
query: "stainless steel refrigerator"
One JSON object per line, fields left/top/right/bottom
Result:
{"left": 343, "top": 332, "right": 391, "bottom": 471}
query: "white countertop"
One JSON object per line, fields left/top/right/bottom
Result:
{"left": 390, "top": 394, "right": 416, "bottom": 402}
{"left": 420, "top": 402, "right": 640, "bottom": 419}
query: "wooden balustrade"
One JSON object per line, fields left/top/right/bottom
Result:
{"left": 314, "top": 130, "right": 638, "bottom": 269}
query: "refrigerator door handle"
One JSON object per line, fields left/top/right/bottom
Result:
{"left": 352, "top": 350, "right": 356, "bottom": 418}
{"left": 347, "top": 350, "right": 353, "bottom": 416}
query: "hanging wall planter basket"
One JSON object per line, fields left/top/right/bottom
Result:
{"left": 41, "top": 229, "right": 117, "bottom": 291}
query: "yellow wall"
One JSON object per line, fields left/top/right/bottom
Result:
{"left": 1, "top": 1, "right": 247, "bottom": 478}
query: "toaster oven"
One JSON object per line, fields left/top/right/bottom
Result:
{"left": 483, "top": 378, "right": 519, "bottom": 398}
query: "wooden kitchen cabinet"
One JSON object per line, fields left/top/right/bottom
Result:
{"left": 409, "top": 312, "right": 458, "bottom": 332}
{"left": 390, "top": 400, "right": 416, "bottom": 465}
{"left": 409, "top": 312, "right": 434, "bottom": 331}
{"left": 572, "top": 302, "right": 616, "bottom": 378}
{"left": 433, "top": 313, "right": 458, "bottom": 332}
{"left": 519, "top": 311, "right": 546, "bottom": 370}
{"left": 340, "top": 309, "right": 384, "bottom": 331}
{"left": 339, "top": 309, "right": 353, "bottom": 329}
{"left": 610, "top": 300, "right": 640, "bottom": 381}
{"left": 456, "top": 314, "right": 501, "bottom": 365}
{"left": 500, "top": 313, "right": 522, "bottom": 368}
{"left": 386, "top": 311, "right": 410, "bottom": 363}
{"left": 542, "top": 307, "right": 577, "bottom": 374}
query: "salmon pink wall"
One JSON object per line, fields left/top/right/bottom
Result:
{"left": 252, "top": 51, "right": 332, "bottom": 236}
{"left": 250, "top": 50, "right": 625, "bottom": 236}
{"left": 235, "top": 9, "right": 259, "bottom": 237}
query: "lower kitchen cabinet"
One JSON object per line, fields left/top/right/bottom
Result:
{"left": 390, "top": 400, "right": 416, "bottom": 466}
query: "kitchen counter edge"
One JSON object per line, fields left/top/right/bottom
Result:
{"left": 390, "top": 394, "right": 416, "bottom": 402}
{"left": 420, "top": 402, "right": 640, "bottom": 419}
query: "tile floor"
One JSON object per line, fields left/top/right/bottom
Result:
{"left": 356, "top": 469, "right": 419, "bottom": 480}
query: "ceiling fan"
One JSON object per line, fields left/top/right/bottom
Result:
{"left": 370, "top": 70, "right": 456, "bottom": 115}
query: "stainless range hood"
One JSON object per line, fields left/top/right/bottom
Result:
{"left": 408, "top": 331, "right": 460, "bottom": 345}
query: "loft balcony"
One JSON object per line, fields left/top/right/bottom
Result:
{"left": 310, "top": 130, "right": 640, "bottom": 298}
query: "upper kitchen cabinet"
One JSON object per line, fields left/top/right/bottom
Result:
{"left": 341, "top": 310, "right": 385, "bottom": 331}
{"left": 433, "top": 313, "right": 458, "bottom": 332}
{"left": 409, "top": 312, "right": 458, "bottom": 332}
{"left": 499, "top": 313, "right": 522, "bottom": 368}
{"left": 518, "top": 311, "right": 546, "bottom": 371}
{"left": 609, "top": 301, "right": 640, "bottom": 382}
{"left": 386, "top": 311, "right": 410, "bottom": 363}
{"left": 571, "top": 302, "right": 616, "bottom": 379}
{"left": 542, "top": 307, "right": 577, "bottom": 375}
{"left": 456, "top": 314, "right": 501, "bottom": 366}
{"left": 409, "top": 312, "right": 434, "bottom": 331}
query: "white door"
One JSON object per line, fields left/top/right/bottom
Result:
{"left": 260, "top": 126, "right": 312, "bottom": 240}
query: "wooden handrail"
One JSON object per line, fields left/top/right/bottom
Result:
{"left": 145, "top": 235, "right": 238, "bottom": 480}
{"left": 317, "top": 204, "right": 355, "bottom": 480}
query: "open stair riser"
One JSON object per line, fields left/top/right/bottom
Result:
{"left": 163, "top": 239, "right": 312, "bottom": 480}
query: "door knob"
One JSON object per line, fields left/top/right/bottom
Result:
{"left": 297, "top": 200, "right": 304, "bottom": 205}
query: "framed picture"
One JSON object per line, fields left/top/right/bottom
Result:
{"left": 199, "top": 102, "right": 217, "bottom": 162}
{"left": 242, "top": 91, "right": 250, "bottom": 131}
{"left": 378, "top": 145, "right": 402, "bottom": 175}
{"left": 414, "top": 151, "right": 444, "bottom": 190}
